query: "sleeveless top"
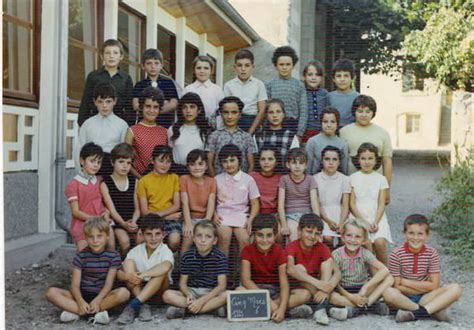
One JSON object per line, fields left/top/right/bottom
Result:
{"left": 103, "top": 175, "right": 136, "bottom": 221}
{"left": 130, "top": 122, "right": 168, "bottom": 175}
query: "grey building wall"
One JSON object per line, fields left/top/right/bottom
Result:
{"left": 4, "top": 172, "right": 39, "bottom": 240}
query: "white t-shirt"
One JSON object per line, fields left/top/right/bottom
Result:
{"left": 126, "top": 242, "right": 174, "bottom": 282}
{"left": 168, "top": 125, "right": 205, "bottom": 166}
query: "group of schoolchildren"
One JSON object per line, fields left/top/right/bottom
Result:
{"left": 44, "top": 38, "right": 463, "bottom": 325}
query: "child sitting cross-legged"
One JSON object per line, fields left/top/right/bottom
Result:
{"left": 328, "top": 219, "right": 393, "bottom": 321}
{"left": 163, "top": 220, "right": 228, "bottom": 319}
{"left": 286, "top": 214, "right": 340, "bottom": 325}
{"left": 238, "top": 214, "right": 289, "bottom": 323}
{"left": 384, "top": 214, "right": 463, "bottom": 323}
{"left": 45, "top": 217, "right": 129, "bottom": 325}
{"left": 116, "top": 215, "right": 174, "bottom": 324}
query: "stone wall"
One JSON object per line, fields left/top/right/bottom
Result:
{"left": 451, "top": 91, "right": 473, "bottom": 165}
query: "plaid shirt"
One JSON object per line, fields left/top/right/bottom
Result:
{"left": 306, "top": 88, "right": 328, "bottom": 131}
{"left": 256, "top": 127, "right": 298, "bottom": 163}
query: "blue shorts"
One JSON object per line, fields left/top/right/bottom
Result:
{"left": 407, "top": 294, "right": 423, "bottom": 304}
{"left": 164, "top": 221, "right": 182, "bottom": 235}
{"left": 342, "top": 285, "right": 364, "bottom": 294}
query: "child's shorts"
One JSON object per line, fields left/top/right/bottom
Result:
{"left": 81, "top": 290, "right": 98, "bottom": 303}
{"left": 406, "top": 294, "right": 423, "bottom": 304}
{"left": 164, "top": 221, "right": 182, "bottom": 235}
{"left": 342, "top": 285, "right": 364, "bottom": 294}
{"left": 286, "top": 212, "right": 305, "bottom": 223}
{"left": 188, "top": 287, "right": 212, "bottom": 299}
{"left": 258, "top": 284, "right": 280, "bottom": 300}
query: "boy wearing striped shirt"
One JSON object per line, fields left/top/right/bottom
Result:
{"left": 163, "top": 220, "right": 228, "bottom": 318}
{"left": 383, "top": 214, "right": 463, "bottom": 322}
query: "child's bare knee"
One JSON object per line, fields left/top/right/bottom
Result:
{"left": 162, "top": 289, "right": 174, "bottom": 303}
{"left": 447, "top": 283, "right": 463, "bottom": 299}
{"left": 44, "top": 287, "right": 58, "bottom": 300}
{"left": 382, "top": 287, "right": 398, "bottom": 302}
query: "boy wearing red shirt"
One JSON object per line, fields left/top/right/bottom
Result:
{"left": 238, "top": 214, "right": 289, "bottom": 323}
{"left": 286, "top": 214, "right": 341, "bottom": 325}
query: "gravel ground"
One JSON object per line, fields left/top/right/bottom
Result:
{"left": 5, "top": 161, "right": 473, "bottom": 329}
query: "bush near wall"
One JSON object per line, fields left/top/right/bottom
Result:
{"left": 432, "top": 148, "right": 474, "bottom": 269}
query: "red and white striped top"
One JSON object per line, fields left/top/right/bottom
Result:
{"left": 388, "top": 242, "right": 440, "bottom": 281}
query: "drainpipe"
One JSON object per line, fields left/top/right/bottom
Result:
{"left": 54, "top": 0, "right": 70, "bottom": 232}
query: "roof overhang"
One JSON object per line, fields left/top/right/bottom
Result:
{"left": 159, "top": 0, "right": 259, "bottom": 51}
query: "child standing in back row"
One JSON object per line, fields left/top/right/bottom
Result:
{"left": 78, "top": 39, "right": 134, "bottom": 126}
{"left": 184, "top": 55, "right": 224, "bottom": 128}
{"left": 301, "top": 61, "right": 328, "bottom": 143}
{"left": 224, "top": 49, "right": 268, "bottom": 134}
{"left": 132, "top": 49, "right": 179, "bottom": 128}
{"left": 350, "top": 143, "right": 392, "bottom": 265}
{"left": 328, "top": 58, "right": 359, "bottom": 128}
{"left": 266, "top": 46, "right": 308, "bottom": 139}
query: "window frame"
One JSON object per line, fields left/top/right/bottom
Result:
{"left": 67, "top": 0, "right": 104, "bottom": 112}
{"left": 2, "top": 0, "right": 42, "bottom": 108}
{"left": 406, "top": 113, "right": 421, "bottom": 134}
{"left": 117, "top": 1, "right": 146, "bottom": 83}
{"left": 157, "top": 24, "right": 176, "bottom": 79}
{"left": 184, "top": 42, "right": 199, "bottom": 86}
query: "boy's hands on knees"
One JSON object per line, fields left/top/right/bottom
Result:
{"left": 271, "top": 306, "right": 285, "bottom": 323}
{"left": 78, "top": 300, "right": 90, "bottom": 315}
{"left": 186, "top": 294, "right": 195, "bottom": 306}
{"left": 127, "top": 272, "right": 143, "bottom": 286}
{"left": 317, "top": 280, "right": 333, "bottom": 294}
{"left": 89, "top": 298, "right": 102, "bottom": 314}
{"left": 313, "top": 290, "right": 328, "bottom": 303}
{"left": 183, "top": 222, "right": 193, "bottom": 239}
{"left": 165, "top": 212, "right": 182, "bottom": 221}
{"left": 328, "top": 220, "right": 339, "bottom": 232}
{"left": 245, "top": 218, "right": 253, "bottom": 235}
{"left": 279, "top": 225, "right": 290, "bottom": 237}
{"left": 188, "top": 297, "right": 206, "bottom": 314}
{"left": 349, "top": 293, "right": 368, "bottom": 307}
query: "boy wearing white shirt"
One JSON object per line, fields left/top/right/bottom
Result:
{"left": 117, "top": 215, "right": 174, "bottom": 324}
{"left": 77, "top": 82, "right": 128, "bottom": 176}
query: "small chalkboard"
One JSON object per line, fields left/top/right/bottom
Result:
{"left": 227, "top": 290, "right": 271, "bottom": 321}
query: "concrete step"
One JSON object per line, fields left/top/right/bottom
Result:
{"left": 393, "top": 149, "right": 450, "bottom": 165}
{"left": 5, "top": 232, "right": 66, "bottom": 271}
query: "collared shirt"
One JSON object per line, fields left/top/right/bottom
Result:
{"left": 306, "top": 88, "right": 328, "bottom": 131}
{"left": 206, "top": 127, "right": 257, "bottom": 174}
{"left": 223, "top": 76, "right": 268, "bottom": 115}
{"left": 77, "top": 113, "right": 128, "bottom": 167}
{"left": 72, "top": 248, "right": 122, "bottom": 294}
{"left": 286, "top": 240, "right": 331, "bottom": 278}
{"left": 332, "top": 246, "right": 377, "bottom": 287}
{"left": 184, "top": 80, "right": 224, "bottom": 119}
{"left": 255, "top": 127, "right": 299, "bottom": 165}
{"left": 180, "top": 246, "right": 228, "bottom": 288}
{"left": 126, "top": 242, "right": 174, "bottom": 282}
{"left": 241, "top": 242, "right": 287, "bottom": 285}
{"left": 65, "top": 175, "right": 105, "bottom": 242}
{"left": 389, "top": 243, "right": 440, "bottom": 281}
{"left": 265, "top": 76, "right": 308, "bottom": 136}
{"left": 133, "top": 75, "right": 180, "bottom": 128}
{"left": 78, "top": 67, "right": 134, "bottom": 126}
{"left": 306, "top": 133, "right": 349, "bottom": 175}
{"left": 215, "top": 171, "right": 260, "bottom": 227}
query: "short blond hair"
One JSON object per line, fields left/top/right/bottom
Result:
{"left": 341, "top": 219, "right": 368, "bottom": 241}
{"left": 83, "top": 217, "right": 110, "bottom": 237}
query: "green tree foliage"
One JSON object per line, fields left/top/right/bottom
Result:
{"left": 402, "top": 6, "right": 473, "bottom": 91}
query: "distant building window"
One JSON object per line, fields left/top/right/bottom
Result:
{"left": 118, "top": 3, "right": 145, "bottom": 84}
{"left": 402, "top": 70, "right": 424, "bottom": 92}
{"left": 185, "top": 42, "right": 199, "bottom": 86}
{"left": 158, "top": 25, "right": 176, "bottom": 79}
{"left": 67, "top": 0, "right": 103, "bottom": 109}
{"left": 406, "top": 114, "right": 421, "bottom": 134}
{"left": 2, "top": 0, "right": 41, "bottom": 107}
